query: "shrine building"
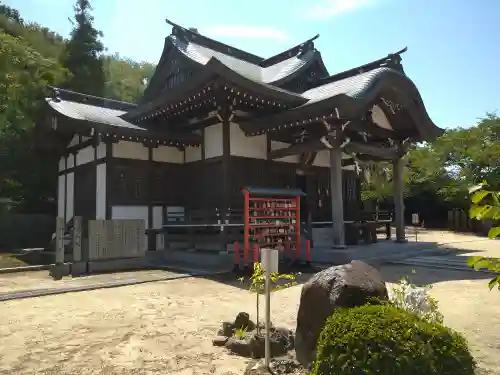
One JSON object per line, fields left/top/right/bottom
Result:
{"left": 35, "top": 19, "right": 443, "bottom": 251}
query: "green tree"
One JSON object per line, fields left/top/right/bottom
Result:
{"left": 61, "top": 0, "right": 105, "bottom": 96}
{"left": 467, "top": 183, "right": 500, "bottom": 290}
{"left": 103, "top": 54, "right": 155, "bottom": 103}
{"left": 0, "top": 2, "right": 23, "bottom": 24}
{"left": 0, "top": 30, "right": 68, "bottom": 209}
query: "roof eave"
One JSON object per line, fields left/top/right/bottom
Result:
{"left": 123, "top": 57, "right": 308, "bottom": 121}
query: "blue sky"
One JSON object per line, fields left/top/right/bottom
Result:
{"left": 6, "top": 0, "right": 500, "bottom": 129}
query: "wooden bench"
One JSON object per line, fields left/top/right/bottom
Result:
{"left": 147, "top": 208, "right": 245, "bottom": 252}
{"left": 345, "top": 211, "right": 393, "bottom": 245}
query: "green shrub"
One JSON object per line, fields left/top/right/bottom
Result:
{"left": 312, "top": 304, "right": 476, "bottom": 375}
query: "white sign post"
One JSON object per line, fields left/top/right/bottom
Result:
{"left": 260, "top": 248, "right": 279, "bottom": 368}
{"left": 412, "top": 213, "right": 420, "bottom": 242}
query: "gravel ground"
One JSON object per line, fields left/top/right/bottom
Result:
{"left": 0, "top": 231, "right": 497, "bottom": 375}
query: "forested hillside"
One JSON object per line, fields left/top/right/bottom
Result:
{"left": 0, "top": 1, "right": 155, "bottom": 213}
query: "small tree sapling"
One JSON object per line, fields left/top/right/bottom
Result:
{"left": 239, "top": 262, "right": 298, "bottom": 335}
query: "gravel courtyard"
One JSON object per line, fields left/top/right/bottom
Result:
{"left": 0, "top": 234, "right": 498, "bottom": 375}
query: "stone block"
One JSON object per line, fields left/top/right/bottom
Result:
{"left": 70, "top": 262, "right": 87, "bottom": 277}
{"left": 87, "top": 257, "right": 147, "bottom": 274}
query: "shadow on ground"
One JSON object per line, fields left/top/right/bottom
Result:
{"left": 196, "top": 246, "right": 494, "bottom": 291}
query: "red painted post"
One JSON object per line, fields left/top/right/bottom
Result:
{"left": 253, "top": 244, "right": 259, "bottom": 264}
{"left": 243, "top": 189, "right": 250, "bottom": 263}
{"left": 243, "top": 241, "right": 249, "bottom": 267}
{"left": 306, "top": 239, "right": 311, "bottom": 263}
{"left": 234, "top": 241, "right": 240, "bottom": 268}
{"left": 295, "top": 196, "right": 301, "bottom": 260}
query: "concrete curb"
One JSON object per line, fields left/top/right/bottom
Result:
{"left": 0, "top": 269, "right": 228, "bottom": 303}
{"left": 0, "top": 264, "right": 53, "bottom": 274}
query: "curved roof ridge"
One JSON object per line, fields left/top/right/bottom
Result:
{"left": 259, "top": 34, "right": 320, "bottom": 67}
{"left": 314, "top": 47, "right": 408, "bottom": 87}
{"left": 166, "top": 18, "right": 264, "bottom": 64}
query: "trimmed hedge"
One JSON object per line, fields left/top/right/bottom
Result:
{"left": 312, "top": 304, "right": 476, "bottom": 375}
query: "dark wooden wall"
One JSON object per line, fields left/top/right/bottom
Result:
{"left": 104, "top": 155, "right": 361, "bottom": 222}
{"left": 74, "top": 163, "right": 97, "bottom": 221}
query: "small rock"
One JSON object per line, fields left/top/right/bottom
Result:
{"left": 234, "top": 312, "right": 256, "bottom": 331}
{"left": 225, "top": 337, "right": 253, "bottom": 357}
{"left": 249, "top": 328, "right": 292, "bottom": 359}
{"left": 218, "top": 321, "right": 234, "bottom": 337}
{"left": 244, "top": 359, "right": 271, "bottom": 375}
{"left": 244, "top": 357, "right": 308, "bottom": 375}
{"left": 212, "top": 336, "right": 228, "bottom": 347}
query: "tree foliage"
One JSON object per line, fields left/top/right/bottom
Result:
{"left": 0, "top": 2, "right": 154, "bottom": 211}
{"left": 61, "top": 0, "right": 105, "bottom": 96}
{"left": 361, "top": 114, "right": 500, "bottom": 225}
{"left": 467, "top": 183, "right": 500, "bottom": 290}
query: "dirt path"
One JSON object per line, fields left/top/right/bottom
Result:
{"left": 0, "top": 266, "right": 498, "bottom": 375}
{"left": 0, "top": 232, "right": 498, "bottom": 374}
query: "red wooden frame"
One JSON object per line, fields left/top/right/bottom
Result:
{"left": 242, "top": 188, "right": 301, "bottom": 262}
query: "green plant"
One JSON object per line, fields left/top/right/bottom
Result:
{"left": 239, "top": 262, "right": 297, "bottom": 335}
{"left": 468, "top": 183, "right": 500, "bottom": 290}
{"left": 388, "top": 273, "right": 444, "bottom": 324}
{"left": 234, "top": 326, "right": 248, "bottom": 339}
{"left": 312, "top": 304, "right": 476, "bottom": 375}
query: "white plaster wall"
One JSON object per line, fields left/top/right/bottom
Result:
{"left": 113, "top": 140, "right": 149, "bottom": 160}
{"left": 96, "top": 142, "right": 106, "bottom": 159}
{"left": 185, "top": 146, "right": 202, "bottom": 162}
{"left": 67, "top": 154, "right": 75, "bottom": 169}
{"left": 313, "top": 151, "right": 355, "bottom": 169}
{"left": 58, "top": 175, "right": 65, "bottom": 219}
{"left": 65, "top": 172, "right": 74, "bottom": 223}
{"left": 314, "top": 150, "right": 330, "bottom": 167}
{"left": 68, "top": 135, "right": 79, "bottom": 147}
{"left": 204, "top": 123, "right": 223, "bottom": 159}
{"left": 111, "top": 205, "right": 148, "bottom": 251}
{"left": 372, "top": 105, "right": 393, "bottom": 130}
{"left": 153, "top": 145, "right": 183, "bottom": 163}
{"left": 153, "top": 206, "right": 164, "bottom": 249}
{"left": 270, "top": 141, "right": 299, "bottom": 163}
{"left": 96, "top": 163, "right": 106, "bottom": 219}
{"left": 76, "top": 145, "right": 94, "bottom": 166}
{"left": 59, "top": 157, "right": 65, "bottom": 172}
{"left": 229, "top": 122, "right": 267, "bottom": 159}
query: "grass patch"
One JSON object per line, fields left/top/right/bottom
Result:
{"left": 0, "top": 252, "right": 29, "bottom": 268}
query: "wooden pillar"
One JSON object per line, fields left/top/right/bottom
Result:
{"left": 146, "top": 144, "right": 156, "bottom": 251}
{"left": 221, "top": 115, "right": 231, "bottom": 251}
{"left": 104, "top": 139, "right": 113, "bottom": 220}
{"left": 329, "top": 144, "right": 346, "bottom": 248}
{"left": 393, "top": 151, "right": 407, "bottom": 243}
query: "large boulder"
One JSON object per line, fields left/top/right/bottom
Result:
{"left": 294, "top": 260, "right": 388, "bottom": 366}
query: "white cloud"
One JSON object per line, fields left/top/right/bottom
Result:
{"left": 201, "top": 25, "right": 290, "bottom": 41}
{"left": 305, "top": 0, "right": 374, "bottom": 20}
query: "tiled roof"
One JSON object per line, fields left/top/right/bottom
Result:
{"left": 169, "top": 35, "right": 318, "bottom": 84}
{"left": 47, "top": 98, "right": 147, "bottom": 131}
{"left": 301, "top": 67, "right": 401, "bottom": 105}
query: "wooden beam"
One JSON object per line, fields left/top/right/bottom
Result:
{"left": 345, "top": 141, "right": 399, "bottom": 159}
{"left": 267, "top": 139, "right": 325, "bottom": 160}
{"left": 268, "top": 136, "right": 400, "bottom": 161}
